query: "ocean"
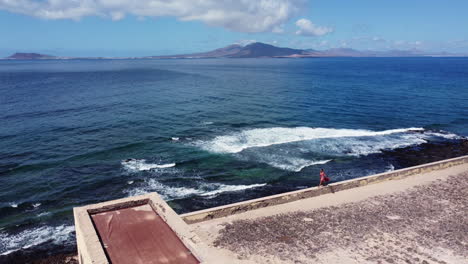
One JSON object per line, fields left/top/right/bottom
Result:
{"left": 0, "top": 57, "right": 467, "bottom": 258}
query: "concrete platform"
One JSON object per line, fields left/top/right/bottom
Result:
{"left": 190, "top": 160, "right": 468, "bottom": 263}
{"left": 74, "top": 155, "right": 468, "bottom": 264}
{"left": 91, "top": 204, "right": 198, "bottom": 264}
{"left": 74, "top": 193, "right": 207, "bottom": 264}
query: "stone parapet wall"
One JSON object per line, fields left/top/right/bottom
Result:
{"left": 181, "top": 155, "right": 468, "bottom": 224}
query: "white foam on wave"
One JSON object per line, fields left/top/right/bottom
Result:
{"left": 386, "top": 164, "right": 395, "bottom": 172}
{"left": 199, "top": 183, "right": 267, "bottom": 197}
{"left": 122, "top": 159, "right": 176, "bottom": 172}
{"left": 125, "top": 180, "right": 200, "bottom": 199}
{"left": 310, "top": 134, "right": 429, "bottom": 156}
{"left": 9, "top": 203, "right": 18, "bottom": 208}
{"left": 269, "top": 159, "right": 332, "bottom": 172}
{"left": 124, "top": 179, "right": 266, "bottom": 200}
{"left": 245, "top": 150, "right": 332, "bottom": 171}
{"left": 425, "top": 131, "right": 461, "bottom": 139}
{"left": 197, "top": 127, "right": 425, "bottom": 154}
{"left": 0, "top": 225, "right": 74, "bottom": 256}
{"left": 36, "top": 212, "right": 51, "bottom": 218}
{"left": 194, "top": 126, "right": 462, "bottom": 172}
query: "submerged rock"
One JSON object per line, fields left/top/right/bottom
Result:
{"left": 383, "top": 139, "right": 468, "bottom": 168}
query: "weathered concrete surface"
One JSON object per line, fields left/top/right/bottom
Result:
{"left": 91, "top": 204, "right": 199, "bottom": 264}
{"left": 74, "top": 193, "right": 208, "bottom": 264}
{"left": 73, "top": 156, "right": 468, "bottom": 264}
{"left": 182, "top": 155, "right": 468, "bottom": 224}
{"left": 192, "top": 163, "right": 468, "bottom": 264}
{"left": 74, "top": 205, "right": 108, "bottom": 264}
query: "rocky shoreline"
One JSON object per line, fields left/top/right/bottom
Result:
{"left": 0, "top": 249, "right": 77, "bottom": 264}
{"left": 384, "top": 138, "right": 468, "bottom": 168}
{"left": 2, "top": 139, "right": 467, "bottom": 263}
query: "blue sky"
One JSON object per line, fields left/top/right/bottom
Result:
{"left": 0, "top": 0, "right": 467, "bottom": 57}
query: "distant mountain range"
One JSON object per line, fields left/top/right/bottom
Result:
{"left": 147, "top": 42, "right": 306, "bottom": 58}
{"left": 6, "top": 53, "right": 57, "bottom": 60}
{"left": 149, "top": 42, "right": 466, "bottom": 58}
{"left": 3, "top": 42, "right": 466, "bottom": 60}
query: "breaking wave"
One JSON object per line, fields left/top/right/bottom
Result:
{"left": 386, "top": 164, "right": 395, "bottom": 172}
{"left": 121, "top": 159, "right": 176, "bottom": 172}
{"left": 124, "top": 179, "right": 266, "bottom": 200}
{"left": 266, "top": 158, "right": 331, "bottom": 172}
{"left": 195, "top": 127, "right": 460, "bottom": 171}
{"left": 0, "top": 225, "right": 74, "bottom": 256}
{"left": 196, "top": 127, "right": 425, "bottom": 153}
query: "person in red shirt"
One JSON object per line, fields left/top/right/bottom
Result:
{"left": 319, "top": 168, "right": 330, "bottom": 187}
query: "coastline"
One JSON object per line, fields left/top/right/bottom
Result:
{"left": 1, "top": 142, "right": 468, "bottom": 263}
{"left": 192, "top": 160, "right": 468, "bottom": 263}
{"left": 1, "top": 3, "right": 467, "bottom": 263}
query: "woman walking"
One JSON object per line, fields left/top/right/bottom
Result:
{"left": 319, "top": 168, "right": 330, "bottom": 186}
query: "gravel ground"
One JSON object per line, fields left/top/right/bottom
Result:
{"left": 214, "top": 172, "right": 468, "bottom": 264}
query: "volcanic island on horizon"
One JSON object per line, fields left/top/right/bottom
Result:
{"left": 4, "top": 42, "right": 466, "bottom": 60}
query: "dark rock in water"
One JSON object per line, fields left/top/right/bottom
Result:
{"left": 33, "top": 254, "right": 77, "bottom": 264}
{"left": 0, "top": 247, "right": 77, "bottom": 264}
{"left": 383, "top": 139, "right": 468, "bottom": 168}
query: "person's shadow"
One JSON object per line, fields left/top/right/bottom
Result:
{"left": 318, "top": 181, "right": 335, "bottom": 193}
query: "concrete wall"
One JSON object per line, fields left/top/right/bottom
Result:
{"left": 181, "top": 155, "right": 468, "bottom": 224}
{"left": 74, "top": 193, "right": 210, "bottom": 264}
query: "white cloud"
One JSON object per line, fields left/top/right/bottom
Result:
{"left": 0, "top": 0, "right": 304, "bottom": 33}
{"left": 272, "top": 25, "right": 285, "bottom": 33}
{"left": 295, "top": 18, "right": 333, "bottom": 36}
{"left": 372, "top": 36, "right": 386, "bottom": 42}
{"left": 392, "top": 40, "right": 422, "bottom": 48}
{"left": 394, "top": 40, "right": 405, "bottom": 46}
{"left": 319, "top": 40, "right": 328, "bottom": 47}
{"left": 110, "top": 11, "right": 125, "bottom": 21}
{"left": 235, "top": 39, "right": 257, "bottom": 46}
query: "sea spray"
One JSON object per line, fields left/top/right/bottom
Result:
{"left": 196, "top": 127, "right": 425, "bottom": 154}
{"left": 0, "top": 225, "right": 74, "bottom": 256}
{"left": 121, "top": 159, "right": 176, "bottom": 172}
{"left": 195, "top": 127, "right": 460, "bottom": 171}
{"left": 124, "top": 179, "right": 266, "bottom": 200}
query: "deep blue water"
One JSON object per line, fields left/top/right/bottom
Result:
{"left": 0, "top": 57, "right": 467, "bottom": 256}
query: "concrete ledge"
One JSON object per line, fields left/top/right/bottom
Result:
{"left": 181, "top": 155, "right": 468, "bottom": 224}
{"left": 74, "top": 193, "right": 209, "bottom": 264}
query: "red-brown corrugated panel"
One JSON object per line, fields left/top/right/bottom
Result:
{"left": 91, "top": 204, "right": 199, "bottom": 264}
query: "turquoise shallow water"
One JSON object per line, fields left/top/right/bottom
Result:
{"left": 0, "top": 57, "right": 467, "bottom": 256}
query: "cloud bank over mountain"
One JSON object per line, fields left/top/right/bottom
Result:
{"left": 0, "top": 0, "right": 305, "bottom": 33}
{"left": 295, "top": 18, "right": 333, "bottom": 36}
